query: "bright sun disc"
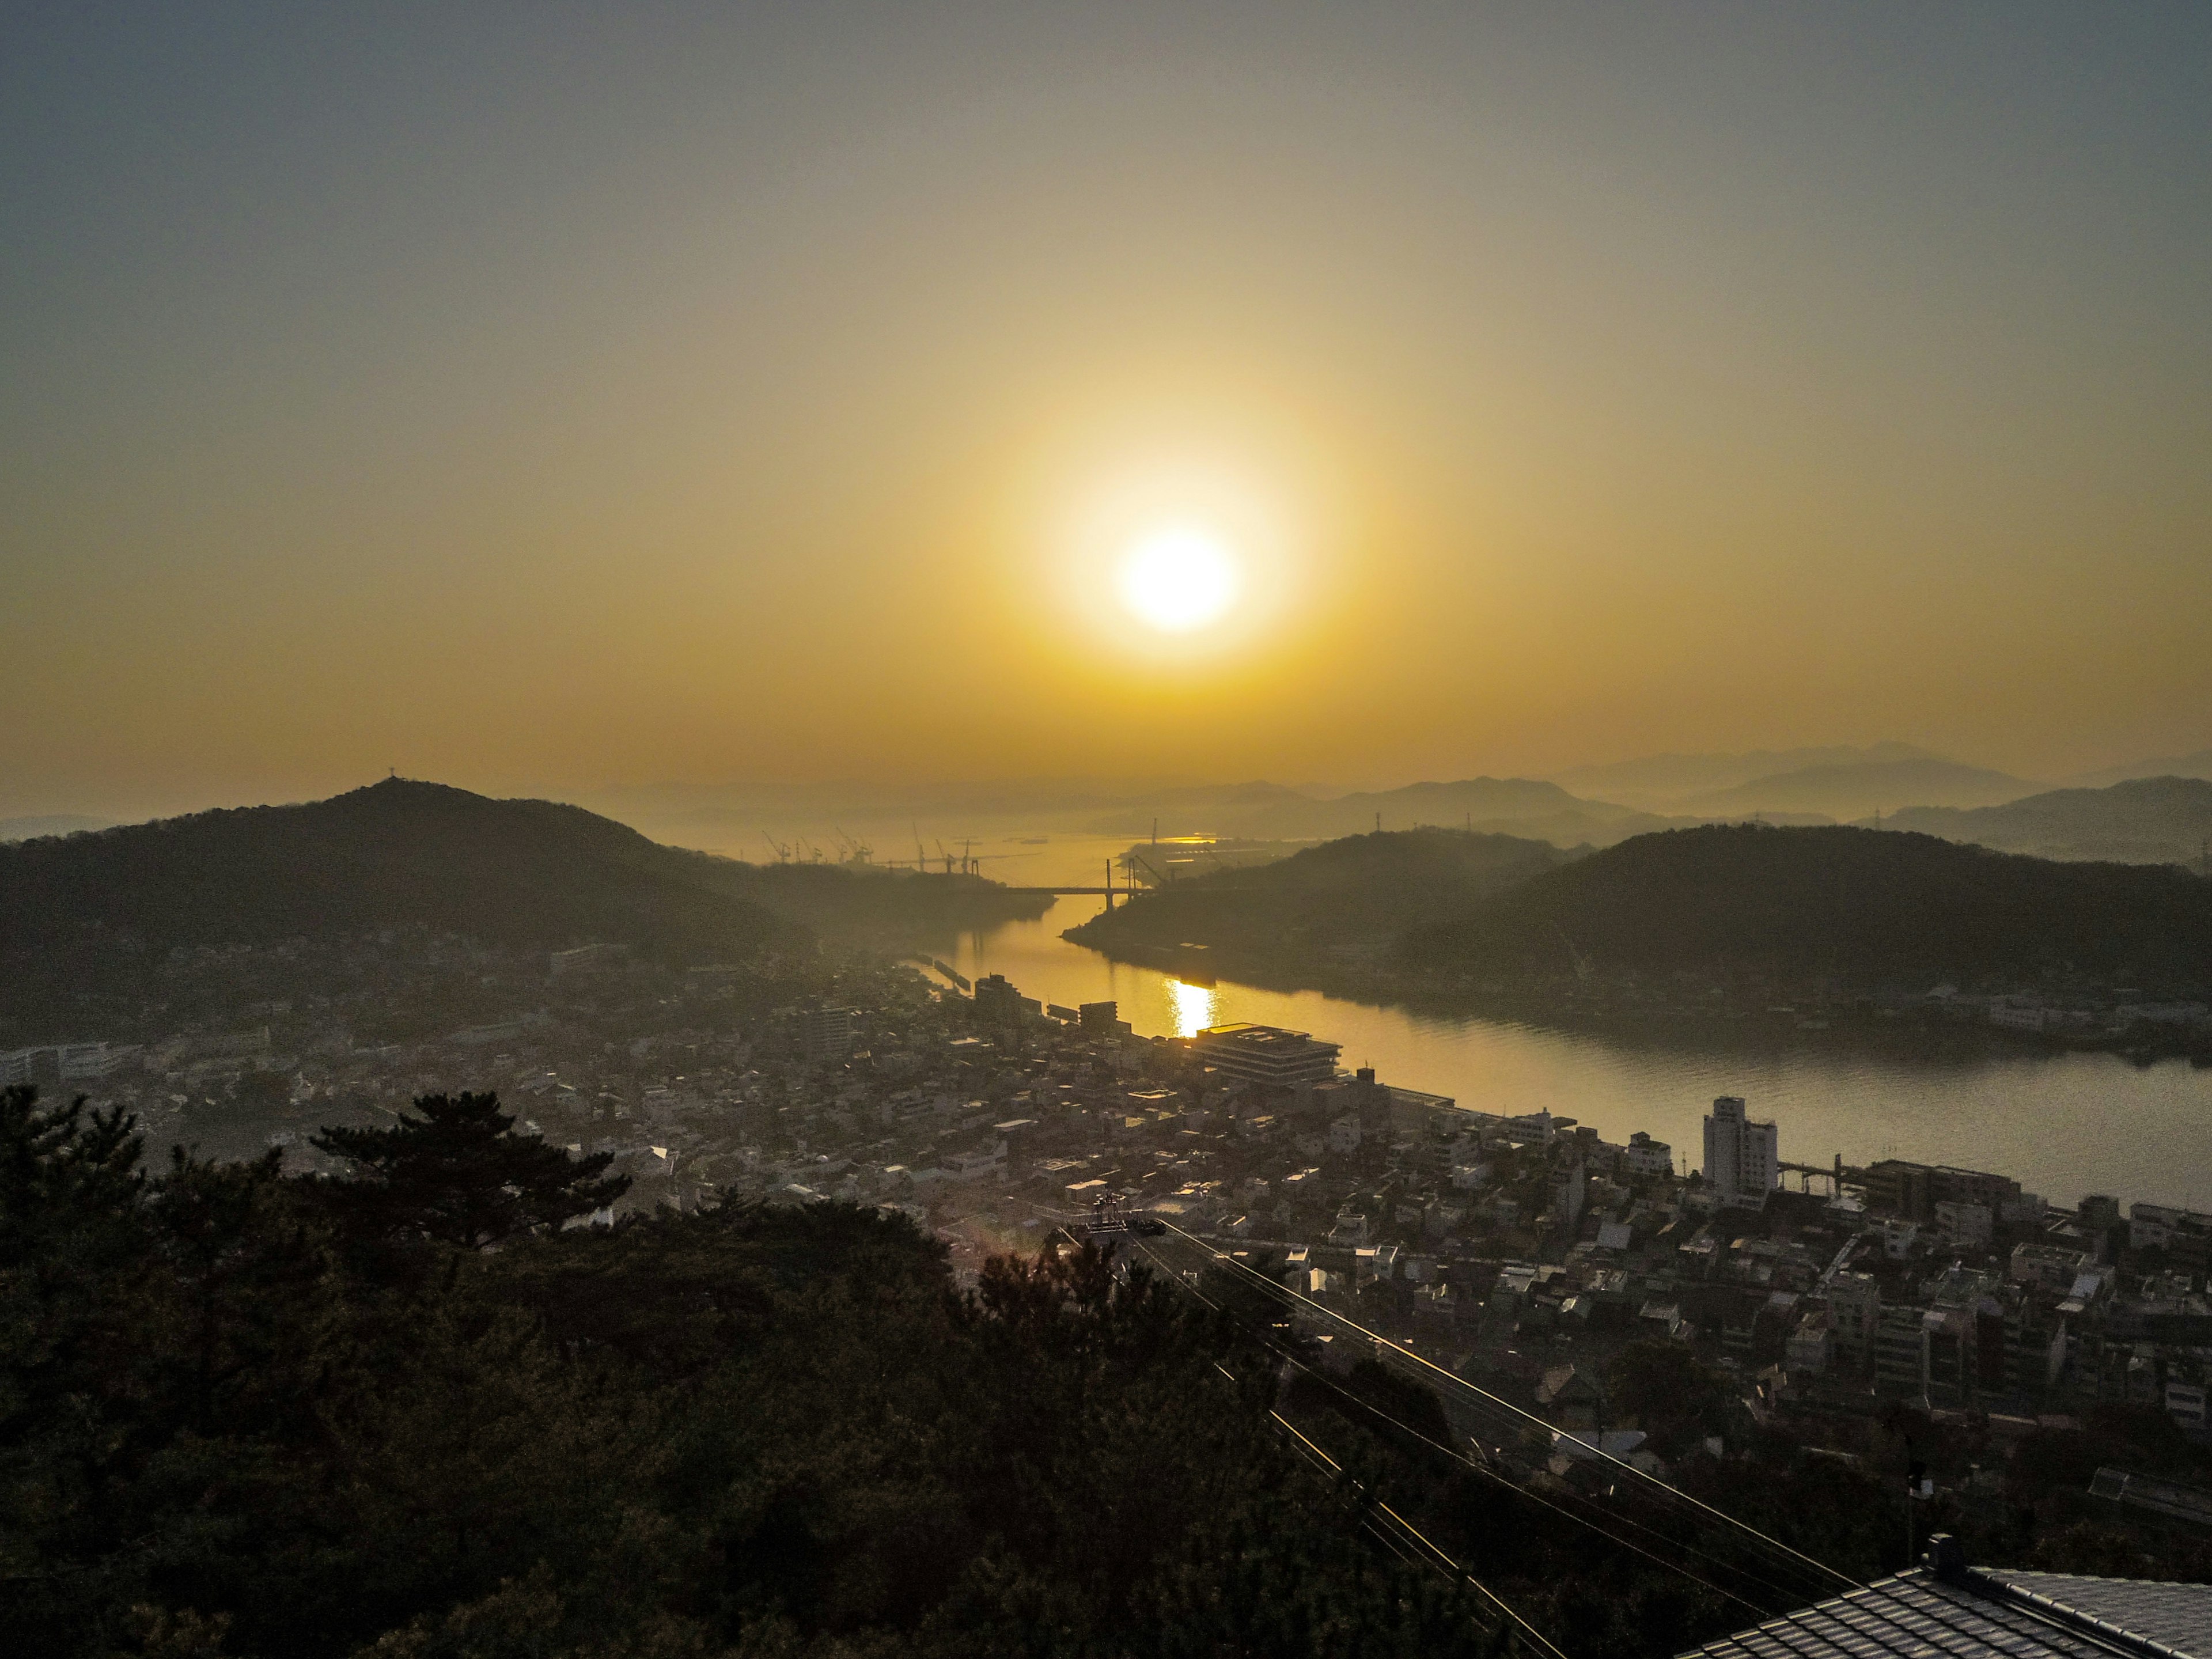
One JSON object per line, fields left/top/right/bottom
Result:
{"left": 1116, "top": 527, "right": 1239, "bottom": 632}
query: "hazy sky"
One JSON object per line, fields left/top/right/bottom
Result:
{"left": 6, "top": 3, "right": 2209, "bottom": 817}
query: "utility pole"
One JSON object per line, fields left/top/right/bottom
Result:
{"left": 1905, "top": 1441, "right": 1930, "bottom": 1569}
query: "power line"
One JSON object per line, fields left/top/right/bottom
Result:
{"left": 1127, "top": 1232, "right": 1809, "bottom": 1620}
{"left": 1129, "top": 1233, "right": 1570, "bottom": 1659}
{"left": 1149, "top": 1221, "right": 1859, "bottom": 1599}
{"left": 1134, "top": 1226, "right": 2086, "bottom": 1659}
{"left": 1048, "top": 1209, "right": 2016, "bottom": 1659}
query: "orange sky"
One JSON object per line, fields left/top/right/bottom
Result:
{"left": 5, "top": 5, "right": 2209, "bottom": 819}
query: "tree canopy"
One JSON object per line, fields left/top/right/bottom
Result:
{"left": 309, "top": 1090, "right": 630, "bottom": 1249}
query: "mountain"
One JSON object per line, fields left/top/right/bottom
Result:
{"left": 0, "top": 779, "right": 1054, "bottom": 978}
{"left": 2070, "top": 748, "right": 2212, "bottom": 788}
{"left": 1195, "top": 777, "right": 1670, "bottom": 847}
{"left": 1398, "top": 823, "right": 2212, "bottom": 988}
{"left": 1065, "top": 827, "right": 1572, "bottom": 966}
{"left": 1879, "top": 777, "right": 2212, "bottom": 866}
{"left": 1552, "top": 743, "right": 1941, "bottom": 809}
{"left": 0, "top": 813, "right": 113, "bottom": 842}
{"left": 0, "top": 779, "right": 809, "bottom": 965}
{"left": 1677, "top": 758, "right": 2037, "bottom": 821}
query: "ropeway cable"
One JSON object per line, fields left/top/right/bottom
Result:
{"left": 1118, "top": 1230, "right": 1571, "bottom": 1659}
{"left": 1061, "top": 1215, "right": 2039, "bottom": 1659}
{"left": 1043, "top": 1206, "right": 1819, "bottom": 1617}
{"left": 1045, "top": 1209, "right": 2021, "bottom": 1659}
{"left": 1154, "top": 1220, "right": 1861, "bottom": 1596}
{"left": 1268, "top": 1404, "right": 1573, "bottom": 1659}
{"left": 1123, "top": 1231, "right": 1797, "bottom": 1623}
{"left": 1136, "top": 1225, "right": 2137, "bottom": 1659}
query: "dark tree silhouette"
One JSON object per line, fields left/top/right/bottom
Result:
{"left": 0, "top": 1084, "right": 145, "bottom": 1253}
{"left": 310, "top": 1090, "right": 628, "bottom": 1249}
{"left": 1606, "top": 1339, "right": 1732, "bottom": 1456}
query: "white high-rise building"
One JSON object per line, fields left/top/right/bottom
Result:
{"left": 1702, "top": 1096, "right": 1778, "bottom": 1202}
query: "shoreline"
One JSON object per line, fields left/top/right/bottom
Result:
{"left": 1059, "top": 931, "right": 2212, "bottom": 1071}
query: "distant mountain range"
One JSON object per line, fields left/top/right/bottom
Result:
{"left": 1674, "top": 757, "right": 2039, "bottom": 821}
{"left": 2069, "top": 749, "right": 2212, "bottom": 789}
{"left": 1878, "top": 777, "right": 2212, "bottom": 866}
{"left": 23, "top": 739, "right": 2187, "bottom": 876}
{"left": 1552, "top": 741, "right": 1944, "bottom": 806}
{"left": 1188, "top": 777, "right": 1670, "bottom": 848}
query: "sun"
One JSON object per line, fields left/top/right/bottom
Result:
{"left": 1116, "top": 526, "right": 1240, "bottom": 632}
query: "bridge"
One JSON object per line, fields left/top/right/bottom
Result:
{"left": 995, "top": 885, "right": 1258, "bottom": 900}
{"left": 1779, "top": 1156, "right": 1846, "bottom": 1194}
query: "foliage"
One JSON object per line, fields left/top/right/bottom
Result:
{"left": 2, "top": 1085, "right": 1516, "bottom": 1659}
{"left": 1400, "top": 823, "right": 2212, "bottom": 988}
{"left": 309, "top": 1092, "right": 630, "bottom": 1251}
{"left": 1068, "top": 827, "right": 1569, "bottom": 960}
{"left": 0, "top": 778, "right": 808, "bottom": 967}
{"left": 1604, "top": 1340, "right": 1732, "bottom": 1458}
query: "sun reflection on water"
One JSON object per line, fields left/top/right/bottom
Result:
{"left": 1167, "top": 978, "right": 1215, "bottom": 1038}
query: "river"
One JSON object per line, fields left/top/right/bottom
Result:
{"left": 927, "top": 840, "right": 2212, "bottom": 1212}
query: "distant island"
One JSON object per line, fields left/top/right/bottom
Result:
{"left": 1066, "top": 826, "right": 1573, "bottom": 971}
{"left": 1069, "top": 823, "right": 2212, "bottom": 1056}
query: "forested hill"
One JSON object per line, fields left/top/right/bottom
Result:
{"left": 1399, "top": 823, "right": 2212, "bottom": 988}
{"left": 1065, "top": 827, "right": 1573, "bottom": 964}
{"left": 0, "top": 779, "right": 809, "bottom": 963}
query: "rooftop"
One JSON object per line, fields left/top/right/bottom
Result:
{"left": 1678, "top": 1554, "right": 2212, "bottom": 1659}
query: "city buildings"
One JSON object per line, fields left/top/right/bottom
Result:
{"left": 0, "top": 1042, "right": 141, "bottom": 1084}
{"left": 28, "top": 940, "right": 2212, "bottom": 1473}
{"left": 797, "top": 1005, "right": 857, "bottom": 1060}
{"left": 1192, "top": 1022, "right": 1342, "bottom": 1088}
{"left": 1702, "top": 1096, "right": 1778, "bottom": 1200}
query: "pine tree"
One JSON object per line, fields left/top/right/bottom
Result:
{"left": 310, "top": 1091, "right": 629, "bottom": 1249}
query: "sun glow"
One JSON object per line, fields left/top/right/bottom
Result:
{"left": 1116, "top": 526, "right": 1240, "bottom": 632}
{"left": 1166, "top": 977, "right": 1216, "bottom": 1038}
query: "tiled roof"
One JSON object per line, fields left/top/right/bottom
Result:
{"left": 1986, "top": 1570, "right": 2212, "bottom": 1659}
{"left": 1678, "top": 1564, "right": 2212, "bottom": 1659}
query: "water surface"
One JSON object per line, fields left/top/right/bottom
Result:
{"left": 940, "top": 877, "right": 2212, "bottom": 1213}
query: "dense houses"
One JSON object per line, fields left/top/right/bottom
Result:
{"left": 25, "top": 944, "right": 2212, "bottom": 1463}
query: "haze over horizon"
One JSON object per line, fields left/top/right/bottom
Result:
{"left": 7, "top": 4, "right": 2209, "bottom": 822}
